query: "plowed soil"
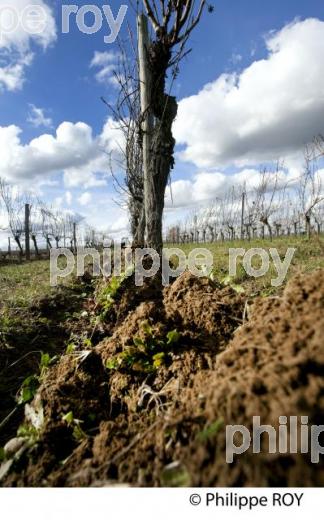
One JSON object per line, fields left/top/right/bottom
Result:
{"left": 1, "top": 269, "right": 324, "bottom": 487}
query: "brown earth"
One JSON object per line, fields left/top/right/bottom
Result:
{"left": 1, "top": 269, "right": 324, "bottom": 487}
{"left": 0, "top": 273, "right": 94, "bottom": 447}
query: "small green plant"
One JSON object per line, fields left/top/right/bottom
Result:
{"left": 65, "top": 335, "right": 93, "bottom": 356}
{"left": 62, "top": 411, "right": 87, "bottom": 442}
{"left": 17, "top": 375, "right": 39, "bottom": 405}
{"left": 17, "top": 352, "right": 57, "bottom": 405}
{"left": 106, "top": 321, "right": 181, "bottom": 373}
{"left": 152, "top": 352, "right": 165, "bottom": 369}
{"left": 166, "top": 329, "right": 181, "bottom": 345}
{"left": 39, "top": 352, "right": 58, "bottom": 379}
{"left": 160, "top": 462, "right": 191, "bottom": 487}
{"left": 196, "top": 418, "right": 224, "bottom": 442}
{"left": 66, "top": 342, "right": 77, "bottom": 354}
{"left": 17, "top": 424, "right": 39, "bottom": 442}
{"left": 105, "top": 357, "right": 119, "bottom": 370}
{"left": 97, "top": 275, "right": 125, "bottom": 318}
{"left": 62, "top": 411, "right": 74, "bottom": 424}
{"left": 221, "top": 275, "right": 245, "bottom": 294}
{"left": 83, "top": 338, "right": 92, "bottom": 349}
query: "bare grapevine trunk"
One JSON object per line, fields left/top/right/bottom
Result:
{"left": 31, "top": 234, "right": 39, "bottom": 258}
{"left": 46, "top": 236, "right": 52, "bottom": 249}
{"left": 261, "top": 216, "right": 273, "bottom": 242}
{"left": 130, "top": 199, "right": 145, "bottom": 247}
{"left": 14, "top": 235, "right": 23, "bottom": 260}
{"left": 145, "top": 41, "right": 177, "bottom": 254}
{"left": 137, "top": 3, "right": 207, "bottom": 256}
{"left": 305, "top": 214, "right": 311, "bottom": 240}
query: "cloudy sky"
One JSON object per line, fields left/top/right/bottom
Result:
{"left": 0, "top": 0, "right": 323, "bottom": 244}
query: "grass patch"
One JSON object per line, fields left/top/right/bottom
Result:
{"left": 0, "top": 258, "right": 72, "bottom": 309}
{"left": 170, "top": 235, "right": 324, "bottom": 294}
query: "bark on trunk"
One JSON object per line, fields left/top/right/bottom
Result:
{"left": 209, "top": 226, "right": 215, "bottom": 243}
{"left": 14, "top": 235, "right": 23, "bottom": 259}
{"left": 131, "top": 200, "right": 145, "bottom": 247}
{"left": 143, "top": 41, "right": 177, "bottom": 254}
{"left": 261, "top": 217, "right": 272, "bottom": 241}
{"left": 305, "top": 215, "right": 311, "bottom": 240}
{"left": 31, "top": 235, "right": 39, "bottom": 257}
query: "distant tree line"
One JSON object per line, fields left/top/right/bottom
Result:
{"left": 165, "top": 144, "right": 324, "bottom": 244}
{"left": 0, "top": 178, "right": 113, "bottom": 261}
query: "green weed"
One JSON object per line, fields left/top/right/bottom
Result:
{"left": 17, "top": 351, "right": 57, "bottom": 405}
{"left": 97, "top": 275, "right": 125, "bottom": 318}
{"left": 62, "top": 411, "right": 87, "bottom": 442}
{"left": 196, "top": 418, "right": 224, "bottom": 442}
{"left": 106, "top": 321, "right": 181, "bottom": 374}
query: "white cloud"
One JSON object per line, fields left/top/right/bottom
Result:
{"left": 0, "top": 0, "right": 56, "bottom": 92}
{"left": 166, "top": 172, "right": 226, "bottom": 208}
{"left": 0, "top": 211, "right": 8, "bottom": 230}
{"left": 78, "top": 192, "right": 92, "bottom": 206}
{"left": 174, "top": 18, "right": 324, "bottom": 169}
{"left": 165, "top": 171, "right": 234, "bottom": 208}
{"left": 74, "top": 196, "right": 129, "bottom": 239}
{"left": 63, "top": 118, "right": 124, "bottom": 188}
{"left": 0, "top": 52, "right": 33, "bottom": 91}
{"left": 90, "top": 50, "right": 119, "bottom": 87}
{"left": 0, "top": 117, "right": 124, "bottom": 187}
{"left": 165, "top": 167, "right": 290, "bottom": 209}
{"left": 63, "top": 167, "right": 107, "bottom": 189}
{"left": 109, "top": 214, "right": 129, "bottom": 234}
{"left": 53, "top": 195, "right": 63, "bottom": 208}
{"left": 65, "top": 191, "right": 72, "bottom": 205}
{"left": 90, "top": 51, "right": 116, "bottom": 68}
{"left": 27, "top": 104, "right": 53, "bottom": 128}
{"left": 230, "top": 53, "right": 242, "bottom": 65}
{"left": 0, "top": 0, "right": 56, "bottom": 51}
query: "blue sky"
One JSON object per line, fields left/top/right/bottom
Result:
{"left": 2, "top": 0, "right": 322, "bottom": 136}
{"left": 0, "top": 0, "right": 324, "bottom": 241}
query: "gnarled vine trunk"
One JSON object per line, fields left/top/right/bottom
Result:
{"left": 137, "top": 2, "right": 207, "bottom": 255}
{"left": 143, "top": 41, "right": 177, "bottom": 254}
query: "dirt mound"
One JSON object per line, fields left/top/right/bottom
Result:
{"left": 172, "top": 268, "right": 324, "bottom": 486}
{"left": 1, "top": 269, "right": 324, "bottom": 487}
{"left": 164, "top": 272, "right": 244, "bottom": 343}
